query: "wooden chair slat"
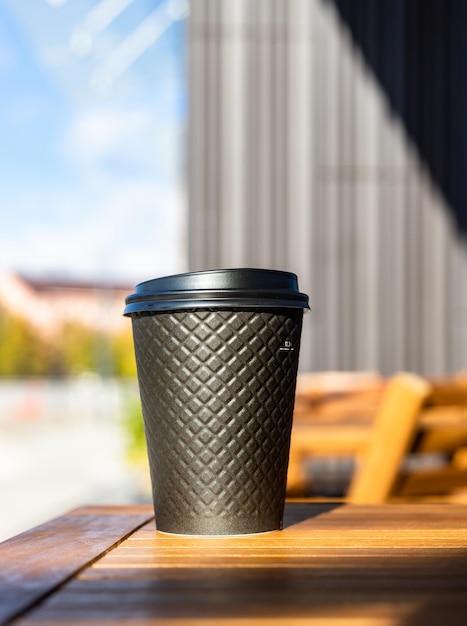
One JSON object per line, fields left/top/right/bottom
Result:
{"left": 289, "top": 371, "right": 467, "bottom": 502}
{"left": 398, "top": 467, "right": 467, "bottom": 496}
{"left": 348, "top": 373, "right": 431, "bottom": 503}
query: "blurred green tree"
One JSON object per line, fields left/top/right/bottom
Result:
{"left": 0, "top": 307, "right": 50, "bottom": 376}
{"left": 59, "top": 322, "right": 98, "bottom": 375}
{"left": 0, "top": 307, "right": 137, "bottom": 378}
{"left": 113, "top": 329, "right": 137, "bottom": 377}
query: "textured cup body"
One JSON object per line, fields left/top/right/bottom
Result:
{"left": 131, "top": 307, "right": 303, "bottom": 535}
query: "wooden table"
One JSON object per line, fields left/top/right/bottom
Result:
{"left": 2, "top": 502, "right": 467, "bottom": 625}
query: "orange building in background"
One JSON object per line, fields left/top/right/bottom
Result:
{"left": 0, "top": 272, "right": 133, "bottom": 338}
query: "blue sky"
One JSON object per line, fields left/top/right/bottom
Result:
{"left": 0, "top": 0, "right": 187, "bottom": 283}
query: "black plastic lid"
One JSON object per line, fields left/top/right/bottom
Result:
{"left": 124, "top": 268, "right": 309, "bottom": 315}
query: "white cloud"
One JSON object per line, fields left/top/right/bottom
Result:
{"left": 40, "top": 45, "right": 73, "bottom": 69}
{"left": 63, "top": 107, "right": 152, "bottom": 164}
{"left": 0, "top": 180, "right": 187, "bottom": 282}
{"left": 45, "top": 0, "right": 68, "bottom": 7}
{"left": 61, "top": 104, "right": 182, "bottom": 183}
{"left": 1, "top": 99, "right": 186, "bottom": 282}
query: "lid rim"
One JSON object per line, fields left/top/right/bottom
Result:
{"left": 124, "top": 300, "right": 309, "bottom": 316}
{"left": 123, "top": 268, "right": 310, "bottom": 315}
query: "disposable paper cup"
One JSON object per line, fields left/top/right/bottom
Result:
{"left": 124, "top": 268, "right": 309, "bottom": 535}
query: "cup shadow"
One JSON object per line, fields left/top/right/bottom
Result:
{"left": 282, "top": 501, "right": 343, "bottom": 529}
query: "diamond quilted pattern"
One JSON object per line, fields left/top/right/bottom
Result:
{"left": 131, "top": 308, "right": 303, "bottom": 535}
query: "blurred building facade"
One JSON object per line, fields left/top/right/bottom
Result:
{"left": 0, "top": 272, "right": 131, "bottom": 338}
{"left": 187, "top": 0, "right": 467, "bottom": 375}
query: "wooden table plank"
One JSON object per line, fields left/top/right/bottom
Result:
{"left": 0, "top": 505, "right": 154, "bottom": 625}
{"left": 12, "top": 503, "right": 467, "bottom": 626}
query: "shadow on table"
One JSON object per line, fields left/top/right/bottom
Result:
{"left": 28, "top": 551, "right": 467, "bottom": 625}
{"left": 282, "top": 501, "right": 343, "bottom": 528}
